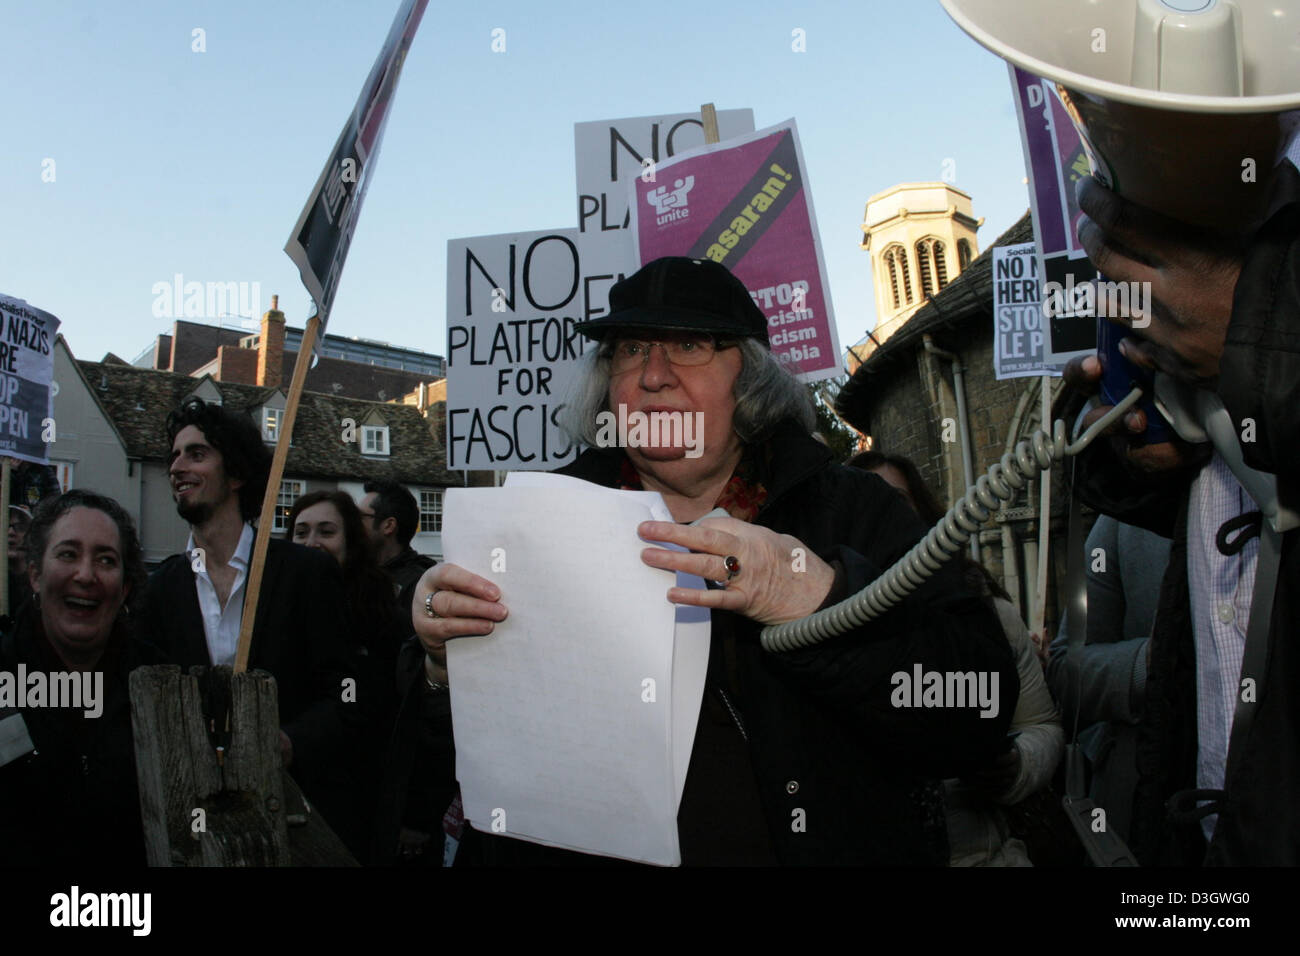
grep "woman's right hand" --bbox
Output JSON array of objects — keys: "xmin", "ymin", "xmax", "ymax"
[{"xmin": 411, "ymin": 563, "xmax": 509, "ymax": 668}]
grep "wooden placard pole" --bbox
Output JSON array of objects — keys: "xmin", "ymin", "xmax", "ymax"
[
  {"xmin": 0, "ymin": 457, "xmax": 10, "ymax": 618},
  {"xmin": 701, "ymin": 102, "xmax": 720, "ymax": 145},
  {"xmin": 233, "ymin": 313, "xmax": 321, "ymax": 673},
  {"xmin": 1031, "ymin": 374, "xmax": 1053, "ymax": 639}
]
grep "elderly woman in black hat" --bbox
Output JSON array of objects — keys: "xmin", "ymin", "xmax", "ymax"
[{"xmin": 413, "ymin": 256, "xmax": 1017, "ymax": 865}]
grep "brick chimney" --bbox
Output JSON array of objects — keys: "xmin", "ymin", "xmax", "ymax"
[{"xmin": 257, "ymin": 294, "xmax": 285, "ymax": 388}]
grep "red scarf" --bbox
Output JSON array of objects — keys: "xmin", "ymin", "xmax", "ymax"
[{"xmin": 618, "ymin": 456, "xmax": 768, "ymax": 523}]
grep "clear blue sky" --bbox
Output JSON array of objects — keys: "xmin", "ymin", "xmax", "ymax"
[{"xmin": 0, "ymin": 0, "xmax": 1029, "ymax": 367}]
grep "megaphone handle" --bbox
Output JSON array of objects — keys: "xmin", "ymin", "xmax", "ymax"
[{"xmin": 1095, "ymin": 292, "xmax": 1173, "ymax": 445}]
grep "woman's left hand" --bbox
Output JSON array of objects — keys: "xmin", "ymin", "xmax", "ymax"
[{"xmin": 638, "ymin": 518, "xmax": 835, "ymax": 626}]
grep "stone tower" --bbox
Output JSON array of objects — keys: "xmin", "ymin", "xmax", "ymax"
[{"xmin": 857, "ymin": 183, "xmax": 983, "ymax": 361}]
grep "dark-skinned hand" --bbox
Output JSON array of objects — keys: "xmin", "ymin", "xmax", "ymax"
[
  {"xmin": 1064, "ymin": 353, "xmax": 1197, "ymax": 474},
  {"xmin": 1075, "ymin": 175, "xmax": 1244, "ymax": 385}
]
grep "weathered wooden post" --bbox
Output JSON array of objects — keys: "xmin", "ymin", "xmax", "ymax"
[
  {"xmin": 131, "ymin": 665, "xmax": 289, "ymax": 865},
  {"xmin": 130, "ymin": 661, "xmax": 356, "ymax": 866}
]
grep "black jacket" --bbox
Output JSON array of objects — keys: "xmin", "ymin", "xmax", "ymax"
[
  {"xmin": 1075, "ymin": 195, "xmax": 1300, "ymax": 865},
  {"xmin": 383, "ymin": 547, "xmax": 436, "ymax": 630},
  {"xmin": 136, "ymin": 537, "xmax": 356, "ymax": 788},
  {"xmin": 371, "ymin": 636, "xmax": 462, "ymax": 867},
  {"xmin": 0, "ymin": 606, "xmax": 162, "ymax": 867},
  {"xmin": 544, "ymin": 420, "xmax": 1018, "ymax": 864}
]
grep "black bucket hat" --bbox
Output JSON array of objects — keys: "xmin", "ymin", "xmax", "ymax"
[{"xmin": 578, "ymin": 257, "xmax": 769, "ymax": 347}]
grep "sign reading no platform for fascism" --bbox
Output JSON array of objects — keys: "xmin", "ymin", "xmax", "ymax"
[
  {"xmin": 445, "ymin": 229, "xmax": 588, "ymax": 471},
  {"xmin": 0, "ymin": 294, "xmax": 59, "ymax": 465}
]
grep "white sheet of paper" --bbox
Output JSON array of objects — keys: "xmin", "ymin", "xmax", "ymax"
[
  {"xmin": 506, "ymin": 472, "xmax": 709, "ymax": 805},
  {"xmin": 444, "ymin": 476, "xmax": 708, "ymax": 865}
]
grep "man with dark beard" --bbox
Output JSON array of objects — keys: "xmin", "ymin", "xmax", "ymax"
[{"xmin": 138, "ymin": 398, "xmax": 358, "ymax": 836}]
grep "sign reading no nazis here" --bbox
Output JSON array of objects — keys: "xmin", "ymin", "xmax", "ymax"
[
  {"xmin": 445, "ymin": 229, "xmax": 595, "ymax": 470},
  {"xmin": 991, "ymin": 243, "xmax": 1058, "ymax": 379},
  {"xmin": 0, "ymin": 294, "xmax": 59, "ymax": 465}
]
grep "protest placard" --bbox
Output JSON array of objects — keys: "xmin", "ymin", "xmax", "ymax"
[
  {"xmin": 445, "ymin": 229, "xmax": 587, "ymax": 470},
  {"xmin": 629, "ymin": 120, "xmax": 841, "ymax": 382},
  {"xmin": 285, "ymin": 0, "xmax": 428, "ymax": 342},
  {"xmin": 992, "ymin": 243, "xmax": 1059, "ymax": 380},
  {"xmin": 0, "ymin": 294, "xmax": 59, "ymax": 465},
  {"xmin": 1010, "ymin": 65, "xmax": 1097, "ymax": 367},
  {"xmin": 574, "ymin": 110, "xmax": 754, "ymax": 324}
]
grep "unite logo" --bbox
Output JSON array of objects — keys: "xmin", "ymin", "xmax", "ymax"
[{"xmin": 646, "ymin": 176, "xmax": 695, "ymax": 226}]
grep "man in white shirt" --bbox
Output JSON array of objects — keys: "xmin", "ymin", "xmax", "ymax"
[
  {"xmin": 1065, "ymin": 167, "xmax": 1299, "ymax": 864},
  {"xmin": 139, "ymin": 399, "xmax": 356, "ymax": 810}
]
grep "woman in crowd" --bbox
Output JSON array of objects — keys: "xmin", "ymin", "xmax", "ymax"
[
  {"xmin": 411, "ymin": 256, "xmax": 1019, "ymax": 865},
  {"xmin": 847, "ymin": 450, "xmax": 1065, "ymax": 866},
  {"xmin": 288, "ymin": 489, "xmax": 408, "ymax": 669},
  {"xmin": 0, "ymin": 489, "xmax": 155, "ymax": 866},
  {"xmin": 287, "ymin": 490, "xmax": 407, "ymax": 861}
]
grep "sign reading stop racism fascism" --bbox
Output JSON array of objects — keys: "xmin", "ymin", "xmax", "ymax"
[
  {"xmin": 629, "ymin": 120, "xmax": 841, "ymax": 383},
  {"xmin": 445, "ymin": 229, "xmax": 589, "ymax": 471}
]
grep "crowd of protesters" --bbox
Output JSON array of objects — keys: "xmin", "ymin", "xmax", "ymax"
[{"xmin": 0, "ymin": 165, "xmax": 1296, "ymax": 866}]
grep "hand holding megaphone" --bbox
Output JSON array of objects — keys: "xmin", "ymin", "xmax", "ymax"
[
  {"xmin": 1063, "ymin": 352, "xmax": 1202, "ymax": 476},
  {"xmin": 1074, "ymin": 174, "xmax": 1245, "ymax": 386}
]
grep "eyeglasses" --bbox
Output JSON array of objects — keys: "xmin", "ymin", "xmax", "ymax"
[{"xmin": 607, "ymin": 335, "xmax": 732, "ymax": 375}]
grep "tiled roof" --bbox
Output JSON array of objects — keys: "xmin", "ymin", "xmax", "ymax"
[{"xmin": 74, "ymin": 360, "xmax": 465, "ymax": 486}]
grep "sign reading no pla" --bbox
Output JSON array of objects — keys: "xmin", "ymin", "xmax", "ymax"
[{"xmin": 574, "ymin": 109, "xmax": 755, "ymax": 324}]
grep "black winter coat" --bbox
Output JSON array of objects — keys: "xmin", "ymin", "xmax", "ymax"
[
  {"xmin": 1075, "ymin": 193, "xmax": 1300, "ymax": 865},
  {"xmin": 137, "ymin": 537, "xmax": 361, "ymax": 849},
  {"xmin": 0, "ymin": 606, "xmax": 162, "ymax": 867},
  {"xmin": 137, "ymin": 538, "xmax": 356, "ymax": 775},
  {"xmin": 548, "ymin": 420, "xmax": 1018, "ymax": 864}
]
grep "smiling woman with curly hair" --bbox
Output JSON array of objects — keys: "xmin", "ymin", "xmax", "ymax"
[{"xmin": 0, "ymin": 489, "xmax": 160, "ymax": 867}]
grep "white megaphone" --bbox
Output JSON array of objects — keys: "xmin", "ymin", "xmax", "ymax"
[
  {"xmin": 940, "ymin": 0, "xmax": 1300, "ymax": 236},
  {"xmin": 941, "ymin": 0, "xmax": 1299, "ymax": 533}
]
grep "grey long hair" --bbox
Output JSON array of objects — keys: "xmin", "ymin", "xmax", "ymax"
[{"xmin": 559, "ymin": 338, "xmax": 816, "ymax": 447}]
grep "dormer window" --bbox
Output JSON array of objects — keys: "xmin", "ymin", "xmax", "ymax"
[
  {"xmin": 262, "ymin": 407, "xmax": 281, "ymax": 443},
  {"xmin": 362, "ymin": 424, "xmax": 390, "ymax": 456}
]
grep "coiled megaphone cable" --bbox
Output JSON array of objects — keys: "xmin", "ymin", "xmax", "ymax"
[{"xmin": 759, "ymin": 385, "xmax": 1146, "ymax": 653}]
